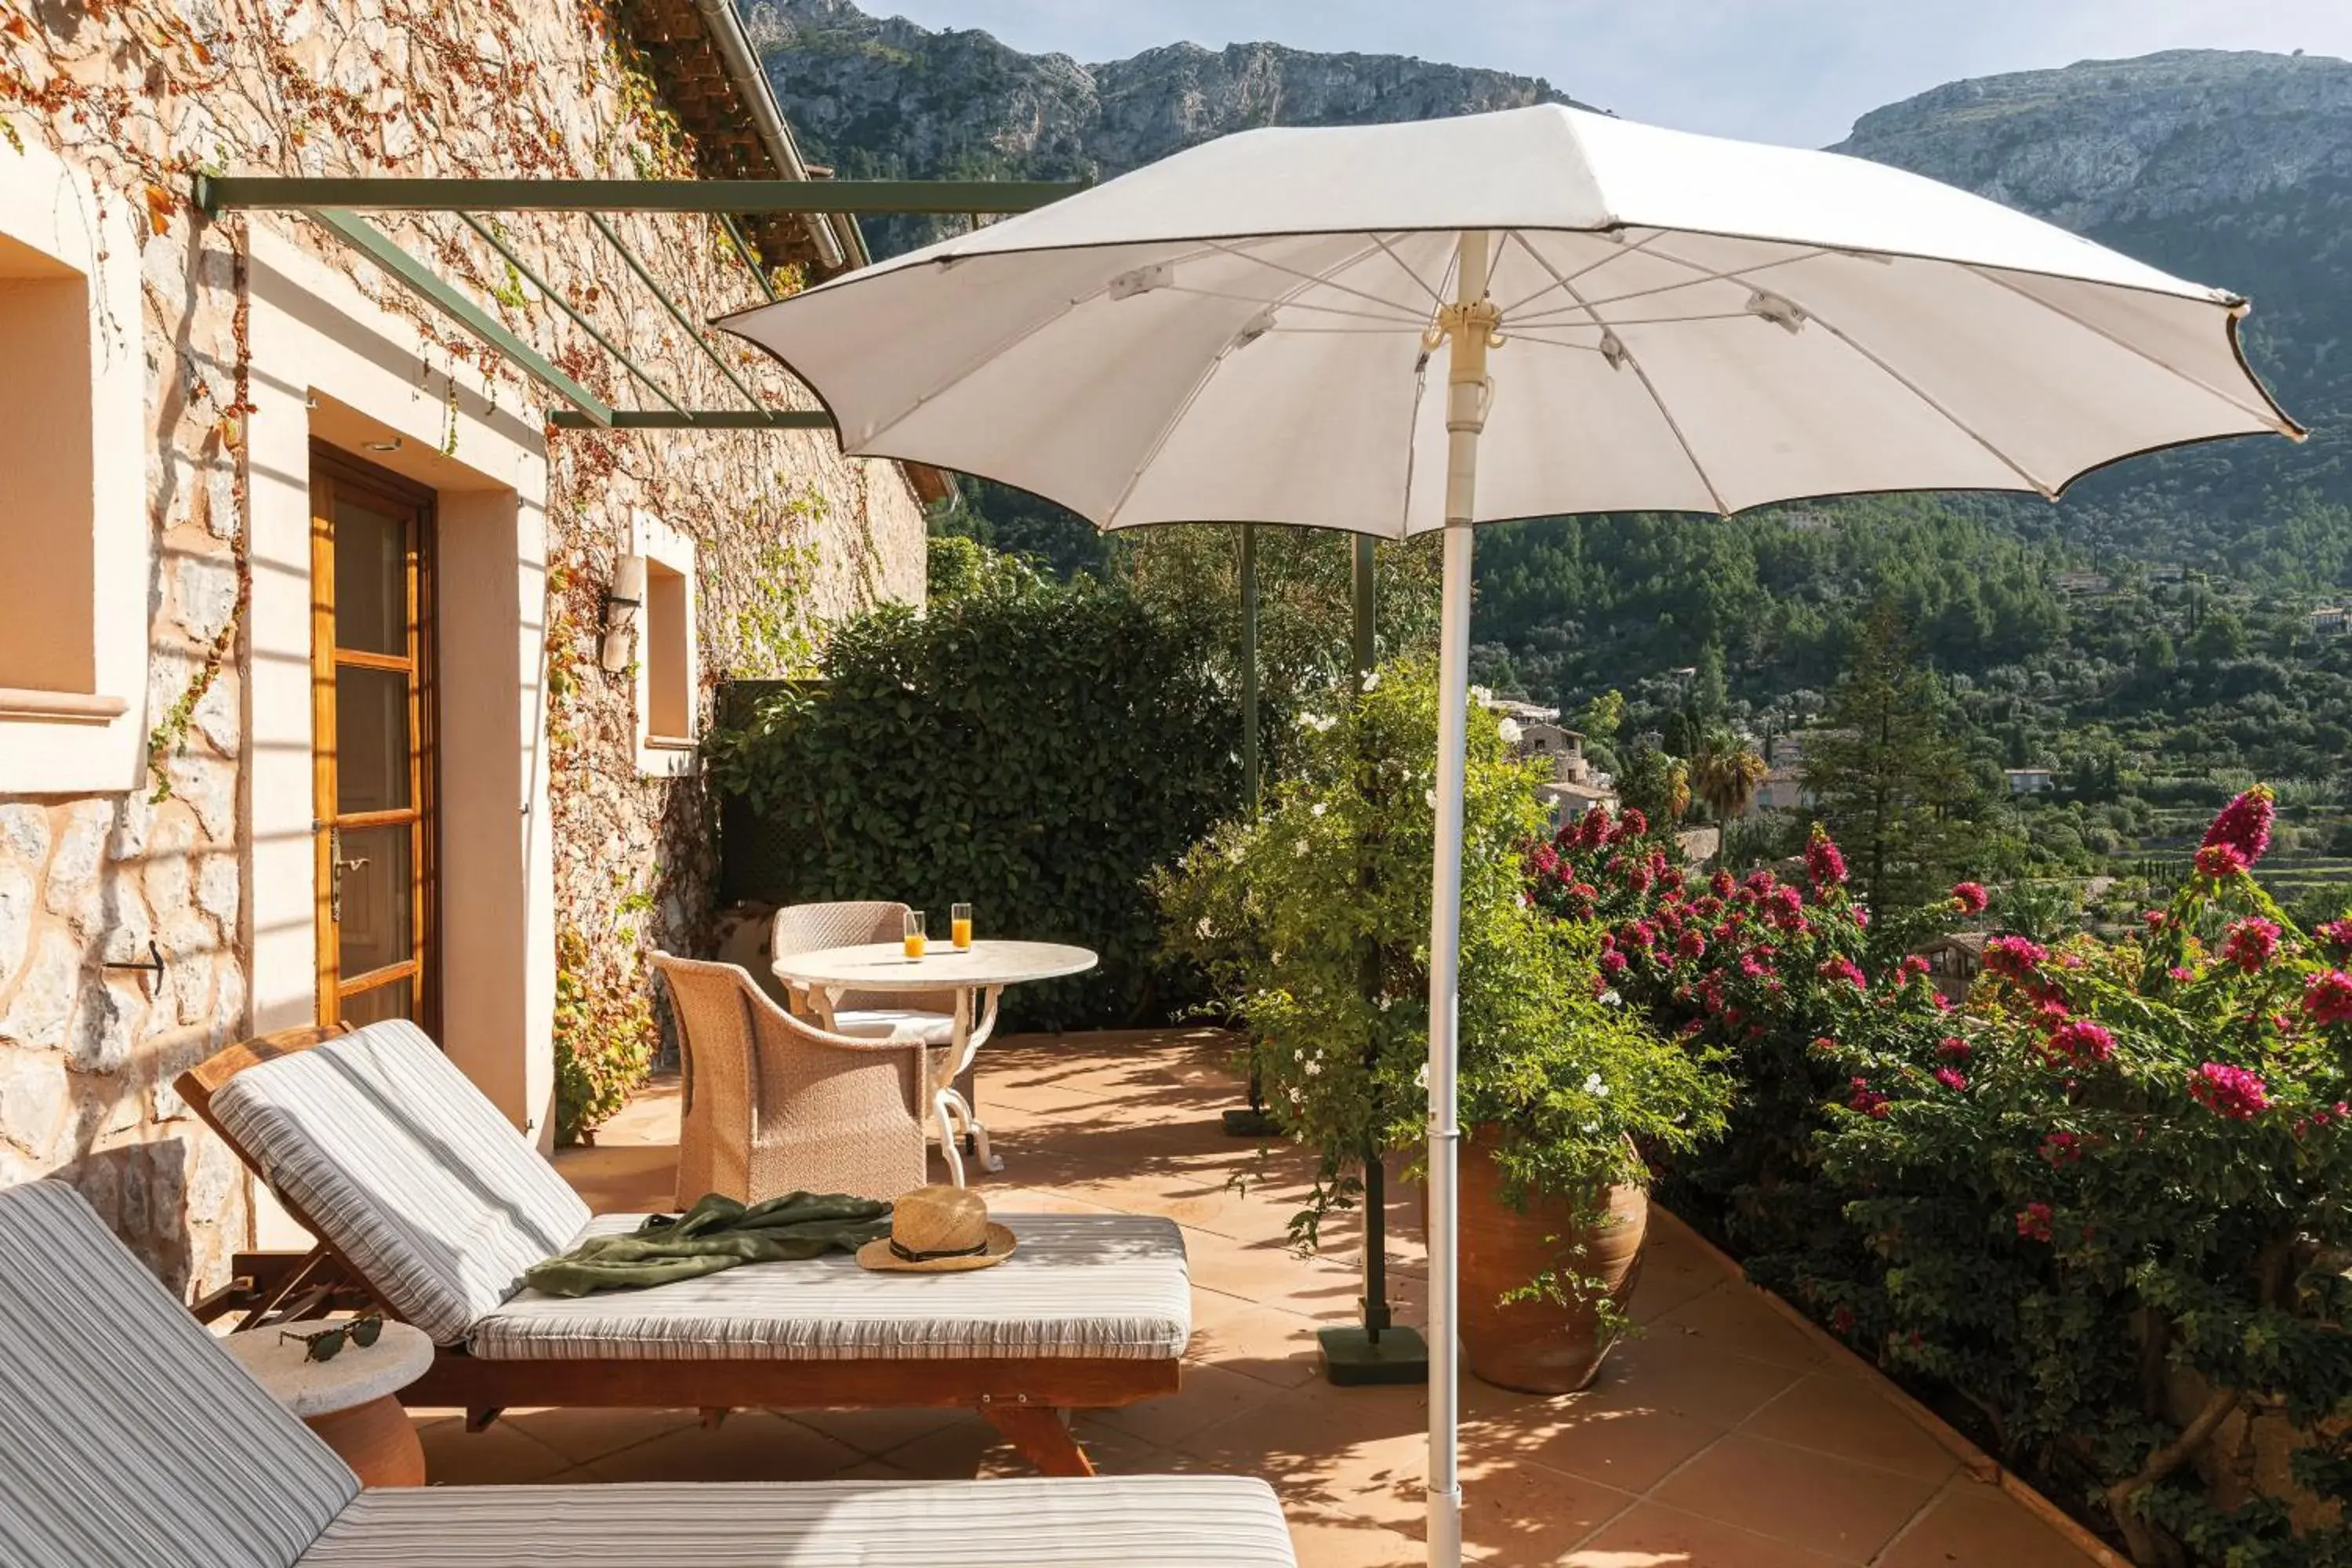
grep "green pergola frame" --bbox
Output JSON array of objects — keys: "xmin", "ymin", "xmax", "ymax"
[{"xmin": 192, "ymin": 175, "xmax": 1079, "ymax": 430}]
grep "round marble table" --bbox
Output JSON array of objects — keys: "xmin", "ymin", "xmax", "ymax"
[
  {"xmin": 773, "ymin": 939, "xmax": 1098, "ymax": 1185},
  {"xmin": 224, "ymin": 1319, "xmax": 433, "ymax": 1486}
]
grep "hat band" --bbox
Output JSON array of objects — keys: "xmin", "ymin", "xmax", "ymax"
[{"xmin": 890, "ymin": 1236, "xmax": 990, "ymax": 1263}]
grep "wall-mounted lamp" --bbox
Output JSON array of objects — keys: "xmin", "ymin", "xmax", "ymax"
[{"xmin": 601, "ymin": 554, "xmax": 646, "ymax": 672}]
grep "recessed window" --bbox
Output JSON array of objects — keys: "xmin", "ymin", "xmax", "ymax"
[
  {"xmin": 630, "ymin": 514, "xmax": 699, "ymax": 776},
  {"xmin": 0, "ymin": 141, "xmax": 147, "ymax": 791},
  {"xmin": 644, "ymin": 558, "xmax": 690, "ymax": 747}
]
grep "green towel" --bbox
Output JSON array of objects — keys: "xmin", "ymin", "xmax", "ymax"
[{"xmin": 522, "ymin": 1190, "xmax": 893, "ymax": 1298}]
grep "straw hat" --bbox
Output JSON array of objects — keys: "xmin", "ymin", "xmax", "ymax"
[{"xmin": 857, "ymin": 1185, "xmax": 1017, "ymax": 1272}]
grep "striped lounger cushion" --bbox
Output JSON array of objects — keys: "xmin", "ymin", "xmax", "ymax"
[
  {"xmin": 297, "ymin": 1478, "xmax": 1296, "ymax": 1566},
  {"xmin": 205, "ymin": 1018, "xmax": 591, "ymax": 1345},
  {"xmin": 0, "ymin": 1182, "xmax": 358, "ymax": 1568},
  {"xmin": 2, "ymin": 1179, "xmax": 1294, "ymax": 1566},
  {"xmin": 468, "ymin": 1211, "xmax": 1192, "ymax": 1361}
]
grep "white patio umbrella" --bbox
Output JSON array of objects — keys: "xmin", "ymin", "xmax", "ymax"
[{"xmin": 718, "ymin": 103, "xmax": 2296, "ymax": 1564}]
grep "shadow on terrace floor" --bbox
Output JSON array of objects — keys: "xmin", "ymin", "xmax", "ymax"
[{"xmin": 423, "ymin": 1029, "xmax": 2099, "ymax": 1567}]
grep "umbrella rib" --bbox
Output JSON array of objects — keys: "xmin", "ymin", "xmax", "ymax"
[
  {"xmin": 1160, "ymin": 285, "xmax": 1425, "ymax": 325},
  {"xmin": 1102, "ymin": 239, "xmax": 1408, "ymax": 528},
  {"xmin": 1494, "ymin": 229, "xmax": 1664, "ymax": 318},
  {"xmin": 1514, "ymin": 238, "xmax": 1735, "ymax": 517},
  {"xmin": 1368, "ymin": 232, "xmax": 1448, "ymax": 308},
  {"xmin": 1199, "ymin": 237, "xmax": 1428, "ymax": 323},
  {"xmin": 1510, "ymin": 246, "xmax": 1831, "ymax": 324},
  {"xmin": 1965, "ymin": 263, "xmax": 2297, "ymax": 433}
]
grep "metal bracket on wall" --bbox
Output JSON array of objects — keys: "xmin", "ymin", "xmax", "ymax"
[{"xmin": 100, "ymin": 939, "xmax": 167, "ymax": 990}]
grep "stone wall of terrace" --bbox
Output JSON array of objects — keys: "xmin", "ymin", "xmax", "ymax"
[{"xmin": 0, "ymin": 0, "xmax": 924, "ymax": 1294}]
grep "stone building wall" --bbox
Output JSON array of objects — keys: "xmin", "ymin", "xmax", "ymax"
[{"xmin": 0, "ymin": 0, "xmax": 924, "ymax": 1295}]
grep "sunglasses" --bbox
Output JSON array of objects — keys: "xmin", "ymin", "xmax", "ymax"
[{"xmin": 280, "ymin": 1312, "xmax": 384, "ymax": 1363}]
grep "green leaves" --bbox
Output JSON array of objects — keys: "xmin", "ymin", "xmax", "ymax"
[{"xmin": 707, "ymin": 572, "xmax": 1240, "ymax": 1029}]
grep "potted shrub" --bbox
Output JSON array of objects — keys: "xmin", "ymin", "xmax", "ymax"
[{"xmin": 1157, "ymin": 662, "xmax": 1728, "ymax": 1390}]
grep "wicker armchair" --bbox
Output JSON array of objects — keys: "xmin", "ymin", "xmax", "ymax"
[
  {"xmin": 653, "ymin": 953, "xmax": 928, "ymax": 1205},
  {"xmin": 771, "ymin": 901, "xmax": 959, "ymax": 1044}
]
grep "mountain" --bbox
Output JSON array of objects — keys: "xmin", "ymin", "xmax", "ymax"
[
  {"xmin": 1831, "ymin": 49, "xmax": 2352, "ymax": 571},
  {"xmin": 749, "ymin": 13, "xmax": 2350, "ymax": 568},
  {"xmin": 740, "ymin": 0, "xmax": 1574, "ymax": 256}
]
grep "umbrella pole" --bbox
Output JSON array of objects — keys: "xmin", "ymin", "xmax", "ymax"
[{"xmin": 1427, "ymin": 227, "xmax": 1497, "ymax": 1568}]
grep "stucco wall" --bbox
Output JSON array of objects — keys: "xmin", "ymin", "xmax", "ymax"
[{"xmin": 0, "ymin": 0, "xmax": 926, "ymax": 1295}]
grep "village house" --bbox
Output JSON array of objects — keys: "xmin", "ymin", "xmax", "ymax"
[
  {"xmin": 1914, "ymin": 931, "xmax": 1987, "ymax": 1004},
  {"xmin": 0, "ymin": 1, "xmax": 929, "ymax": 1293},
  {"xmin": 2310, "ymin": 605, "xmax": 2348, "ymax": 637},
  {"xmin": 2007, "ymin": 767, "xmax": 2057, "ymax": 794},
  {"xmin": 1490, "ymin": 700, "xmax": 1622, "ymax": 821}
]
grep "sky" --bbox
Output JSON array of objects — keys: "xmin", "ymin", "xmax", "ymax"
[{"xmin": 849, "ymin": 0, "xmax": 2352, "ymax": 147}]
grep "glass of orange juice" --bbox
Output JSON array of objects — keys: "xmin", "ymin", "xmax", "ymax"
[
  {"xmin": 952, "ymin": 903, "xmax": 974, "ymax": 950},
  {"xmin": 902, "ymin": 909, "xmax": 927, "ymax": 959}
]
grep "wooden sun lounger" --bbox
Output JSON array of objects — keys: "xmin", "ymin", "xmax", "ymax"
[{"xmin": 179, "ymin": 1022, "xmax": 1187, "ymax": 1477}]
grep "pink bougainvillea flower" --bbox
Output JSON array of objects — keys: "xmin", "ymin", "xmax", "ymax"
[
  {"xmin": 2221, "ymin": 916, "xmax": 2281, "ymax": 975},
  {"xmin": 1709, "ymin": 869, "xmax": 1737, "ymax": 899},
  {"xmin": 1610, "ymin": 807, "xmax": 1649, "ymax": 844},
  {"xmin": 1675, "ymin": 929, "xmax": 1706, "ymax": 961},
  {"xmin": 2202, "ymin": 784, "xmax": 2275, "ymax": 868},
  {"xmin": 1809, "ymin": 1035, "xmax": 1838, "ymax": 1054},
  {"xmin": 1599, "ymin": 949, "xmax": 1628, "ymax": 978},
  {"xmin": 1936, "ymin": 1035, "xmax": 1971, "ymax": 1059},
  {"xmin": 2194, "ymin": 843, "xmax": 2251, "ymax": 880},
  {"xmin": 2039, "ymin": 1131, "xmax": 2082, "ymax": 1166},
  {"xmin": 2167, "ymin": 966, "xmax": 2195, "ymax": 982},
  {"xmin": 1846, "ymin": 1076, "xmax": 1889, "ymax": 1118},
  {"xmin": 2048, "ymin": 1020, "xmax": 2116, "ymax": 1065},
  {"xmin": 1739, "ymin": 953, "xmax": 1769, "ymax": 978},
  {"xmin": 2188, "ymin": 1062, "xmax": 2270, "ymax": 1120},
  {"xmin": 2318, "ymin": 919, "xmax": 2352, "ymax": 956},
  {"xmin": 1830, "ymin": 1305, "xmax": 1857, "ymax": 1335},
  {"xmin": 2016, "ymin": 1203, "xmax": 2054, "ymax": 1243},
  {"xmin": 1818, "ymin": 955, "xmax": 1868, "ymax": 991},
  {"xmin": 2305, "ymin": 971, "xmax": 2352, "ymax": 1025},
  {"xmin": 1934, "ymin": 1066, "xmax": 1969, "ymax": 1092},
  {"xmin": 1853, "ymin": 906, "xmax": 1871, "ymax": 929},
  {"xmin": 1985, "ymin": 935, "xmax": 2049, "ymax": 981},
  {"xmin": 1804, "ymin": 826, "xmax": 1848, "ymax": 890},
  {"xmin": 1951, "ymin": 881, "xmax": 1989, "ymax": 915}
]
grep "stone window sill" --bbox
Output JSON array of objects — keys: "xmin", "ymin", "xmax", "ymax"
[
  {"xmin": 0, "ymin": 686, "xmax": 129, "ymax": 724},
  {"xmin": 642, "ymin": 732, "xmax": 695, "ymax": 752}
]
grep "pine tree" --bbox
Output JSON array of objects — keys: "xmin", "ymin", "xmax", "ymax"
[{"xmin": 1804, "ymin": 603, "xmax": 1984, "ymax": 927}]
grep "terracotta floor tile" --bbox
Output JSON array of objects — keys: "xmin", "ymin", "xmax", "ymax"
[
  {"xmin": 1563, "ymin": 1499, "xmax": 1860, "ymax": 1566},
  {"xmin": 1740, "ymin": 1371, "xmax": 1961, "ymax": 1483},
  {"xmin": 1876, "ymin": 1479, "xmax": 2102, "ymax": 1568},
  {"xmin": 868, "ymin": 1413, "xmax": 1008, "ymax": 1479},
  {"xmin": 1591, "ymin": 1333, "xmax": 1807, "ymax": 1426},
  {"xmin": 1181, "ymin": 1223, "xmax": 1366, "ymax": 1320},
  {"xmin": 578, "ymin": 1410, "xmax": 863, "ymax": 1483},
  {"xmin": 780, "ymin": 1404, "xmax": 969, "ymax": 1459},
  {"xmin": 1650, "ymin": 1432, "xmax": 1942, "ymax": 1560},
  {"xmin": 1280, "ymin": 1506, "xmax": 1426, "ymax": 1567},
  {"xmin": 1627, "ymin": 1225, "xmax": 1731, "ymax": 1326},
  {"xmin": 1465, "ymin": 1391, "xmax": 1730, "ymax": 1495},
  {"xmin": 419, "ymin": 1417, "xmax": 572, "ymax": 1485},
  {"xmin": 1189, "ymin": 1286, "xmax": 1330, "ymax": 1388},
  {"xmin": 1095, "ymin": 1359, "xmax": 1288, "ymax": 1447},
  {"xmin": 1649, "ymin": 1283, "xmax": 1831, "ymax": 1372},
  {"xmin": 1180, "ymin": 1381, "xmax": 1430, "ymax": 1528},
  {"xmin": 498, "ymin": 1405, "xmax": 699, "ymax": 1465},
  {"xmin": 1459, "ymin": 1461, "xmax": 1639, "ymax": 1560}
]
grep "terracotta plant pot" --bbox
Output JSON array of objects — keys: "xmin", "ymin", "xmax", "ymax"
[{"xmin": 1457, "ymin": 1127, "xmax": 1649, "ymax": 1393}]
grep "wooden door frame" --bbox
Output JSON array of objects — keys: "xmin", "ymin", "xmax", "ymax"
[{"xmin": 309, "ymin": 443, "xmax": 440, "ymax": 1038}]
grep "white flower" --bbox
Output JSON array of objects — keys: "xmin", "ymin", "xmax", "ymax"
[
  {"xmin": 1300, "ymin": 712, "xmax": 1336, "ymax": 733},
  {"xmin": 1362, "ymin": 670, "xmax": 1381, "ymax": 691},
  {"xmin": 1599, "ymin": 989, "xmax": 1622, "ymax": 1007},
  {"xmin": 1425, "ymin": 788, "xmax": 1438, "ymax": 808},
  {"xmin": 1303, "ymin": 1058, "xmax": 1322, "ymax": 1076},
  {"xmin": 1293, "ymin": 837, "xmax": 1308, "ymax": 858},
  {"xmin": 1584, "ymin": 1072, "xmax": 1605, "ymax": 1093},
  {"xmin": 1471, "ymin": 684, "xmax": 1494, "ymax": 705},
  {"xmin": 1310, "ymin": 801, "xmax": 1327, "ymax": 817},
  {"xmin": 1415, "ymin": 1062, "xmax": 1429, "ymax": 1089},
  {"xmin": 1497, "ymin": 718, "xmax": 1523, "ymax": 745},
  {"xmin": 1581, "ymin": 1121, "xmax": 1600, "ymax": 1134},
  {"xmin": 1376, "ymin": 994, "xmax": 1395, "ymax": 1012},
  {"xmin": 1196, "ymin": 917, "xmax": 1216, "ymax": 940}
]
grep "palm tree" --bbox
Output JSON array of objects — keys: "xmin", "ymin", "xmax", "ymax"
[{"xmin": 1692, "ymin": 727, "xmax": 1769, "ymax": 826}]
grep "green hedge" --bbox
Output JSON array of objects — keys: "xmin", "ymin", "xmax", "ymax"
[{"xmin": 705, "ymin": 576, "xmax": 1239, "ymax": 1029}]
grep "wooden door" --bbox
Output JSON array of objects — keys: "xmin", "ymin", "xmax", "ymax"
[{"xmin": 310, "ymin": 447, "xmax": 437, "ymax": 1032}]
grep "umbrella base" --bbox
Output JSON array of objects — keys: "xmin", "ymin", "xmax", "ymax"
[
  {"xmin": 1221, "ymin": 1108, "xmax": 1281, "ymax": 1137},
  {"xmin": 1318, "ymin": 1324, "xmax": 1429, "ymax": 1386}
]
